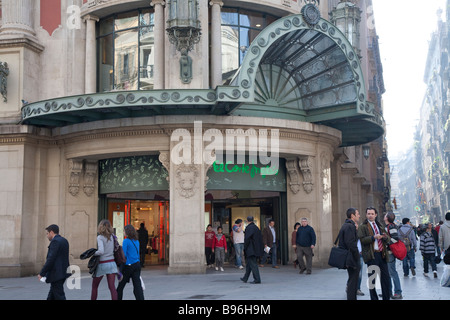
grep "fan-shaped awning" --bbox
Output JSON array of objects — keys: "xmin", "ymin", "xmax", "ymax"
[
  {"xmin": 229, "ymin": 13, "xmax": 384, "ymax": 146},
  {"xmin": 21, "ymin": 12, "xmax": 384, "ymax": 147}
]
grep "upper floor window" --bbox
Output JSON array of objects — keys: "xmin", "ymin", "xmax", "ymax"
[
  {"xmin": 221, "ymin": 8, "xmax": 278, "ymax": 84},
  {"xmin": 97, "ymin": 9, "xmax": 154, "ymax": 92}
]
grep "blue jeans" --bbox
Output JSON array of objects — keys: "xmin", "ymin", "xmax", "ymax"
[
  {"xmin": 234, "ymin": 243, "xmax": 244, "ymax": 267},
  {"xmin": 402, "ymin": 249, "xmax": 416, "ymax": 276},
  {"xmin": 358, "ymin": 255, "xmax": 364, "ymax": 290},
  {"xmin": 387, "ymin": 253, "xmax": 402, "ymax": 295}
]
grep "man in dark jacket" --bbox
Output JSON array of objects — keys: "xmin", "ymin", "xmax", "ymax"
[
  {"xmin": 241, "ymin": 216, "xmax": 264, "ymax": 284},
  {"xmin": 261, "ymin": 219, "xmax": 279, "ymax": 268},
  {"xmin": 137, "ymin": 223, "xmax": 149, "ymax": 267},
  {"xmin": 338, "ymin": 208, "xmax": 361, "ymax": 300},
  {"xmin": 38, "ymin": 224, "xmax": 70, "ymax": 300},
  {"xmin": 296, "ymin": 217, "xmax": 316, "ymax": 274}
]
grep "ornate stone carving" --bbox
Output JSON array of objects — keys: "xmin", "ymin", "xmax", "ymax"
[
  {"xmin": 83, "ymin": 161, "xmax": 97, "ymax": 197},
  {"xmin": 285, "ymin": 158, "xmax": 301, "ymax": 194},
  {"xmin": 299, "ymin": 156, "xmax": 314, "ymax": 194},
  {"xmin": 301, "ymin": 2, "xmax": 321, "ymax": 27},
  {"xmin": 204, "ymin": 150, "xmax": 216, "ymax": 190},
  {"xmin": 320, "ymin": 153, "xmax": 331, "ymax": 200},
  {"xmin": 159, "ymin": 151, "xmax": 171, "ymax": 186},
  {"xmin": 0, "ymin": 61, "xmax": 9, "ymax": 103},
  {"xmin": 175, "ymin": 163, "xmax": 199, "ymax": 198},
  {"xmin": 87, "ymin": 0, "xmax": 110, "ymax": 8},
  {"xmin": 68, "ymin": 160, "xmax": 83, "ymax": 196}
]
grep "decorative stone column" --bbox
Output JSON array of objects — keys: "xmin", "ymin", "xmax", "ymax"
[
  {"xmin": 209, "ymin": 0, "xmax": 223, "ymax": 88},
  {"xmin": 83, "ymin": 15, "xmax": 99, "ymax": 94},
  {"xmin": 151, "ymin": 0, "xmax": 166, "ymax": 89},
  {"xmin": 0, "ymin": 0, "xmax": 36, "ymax": 39},
  {"xmin": 168, "ymin": 127, "xmax": 206, "ymax": 274},
  {"xmin": 0, "ymin": 0, "xmax": 43, "ymax": 122}
]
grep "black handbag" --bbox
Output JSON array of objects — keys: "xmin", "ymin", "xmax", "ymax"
[{"xmin": 328, "ymin": 232, "xmax": 349, "ymax": 269}]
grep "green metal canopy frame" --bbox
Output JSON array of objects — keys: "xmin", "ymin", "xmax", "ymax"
[{"xmin": 21, "ymin": 12, "xmax": 384, "ymax": 147}]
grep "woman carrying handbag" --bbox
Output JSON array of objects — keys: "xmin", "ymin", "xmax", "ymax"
[
  {"xmin": 91, "ymin": 220, "xmax": 118, "ymax": 300},
  {"xmin": 116, "ymin": 224, "xmax": 145, "ymax": 300}
]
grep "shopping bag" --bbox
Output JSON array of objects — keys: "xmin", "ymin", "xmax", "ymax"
[{"xmin": 390, "ymin": 240, "xmax": 407, "ymax": 260}]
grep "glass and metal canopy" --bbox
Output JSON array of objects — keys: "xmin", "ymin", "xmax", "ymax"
[{"xmin": 21, "ymin": 12, "xmax": 384, "ymax": 147}]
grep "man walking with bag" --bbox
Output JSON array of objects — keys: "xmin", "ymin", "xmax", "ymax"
[{"xmin": 337, "ymin": 208, "xmax": 361, "ymax": 300}]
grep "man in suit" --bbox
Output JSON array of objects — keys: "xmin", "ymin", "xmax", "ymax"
[
  {"xmin": 38, "ymin": 224, "xmax": 70, "ymax": 300},
  {"xmin": 241, "ymin": 216, "xmax": 264, "ymax": 284},
  {"xmin": 260, "ymin": 219, "xmax": 279, "ymax": 268},
  {"xmin": 358, "ymin": 207, "xmax": 391, "ymax": 300}
]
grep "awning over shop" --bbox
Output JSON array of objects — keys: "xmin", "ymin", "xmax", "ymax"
[{"xmin": 21, "ymin": 11, "xmax": 384, "ymax": 147}]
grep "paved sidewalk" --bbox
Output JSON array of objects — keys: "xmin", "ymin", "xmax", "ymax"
[{"xmin": 0, "ymin": 260, "xmax": 449, "ymax": 300}]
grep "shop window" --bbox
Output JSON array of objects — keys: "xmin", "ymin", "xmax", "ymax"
[
  {"xmin": 97, "ymin": 9, "xmax": 155, "ymax": 92},
  {"xmin": 220, "ymin": 7, "xmax": 279, "ymax": 84}
]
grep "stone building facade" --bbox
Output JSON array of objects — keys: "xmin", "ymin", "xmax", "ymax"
[
  {"xmin": 0, "ymin": 0, "xmax": 387, "ymax": 277},
  {"xmin": 414, "ymin": 3, "xmax": 450, "ymax": 224}
]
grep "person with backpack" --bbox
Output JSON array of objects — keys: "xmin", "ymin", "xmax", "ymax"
[
  {"xmin": 384, "ymin": 212, "xmax": 402, "ymax": 299},
  {"xmin": 399, "ymin": 218, "xmax": 417, "ymax": 277}
]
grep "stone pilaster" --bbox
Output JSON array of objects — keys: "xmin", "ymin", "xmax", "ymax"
[
  {"xmin": 151, "ymin": 0, "xmax": 166, "ymax": 89},
  {"xmin": 209, "ymin": 0, "xmax": 223, "ymax": 88}
]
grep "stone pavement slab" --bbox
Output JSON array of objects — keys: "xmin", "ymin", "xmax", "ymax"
[{"xmin": 0, "ymin": 260, "xmax": 449, "ymax": 301}]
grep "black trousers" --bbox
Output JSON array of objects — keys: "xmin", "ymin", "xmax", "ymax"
[
  {"xmin": 117, "ymin": 262, "xmax": 145, "ymax": 300},
  {"xmin": 205, "ymin": 247, "xmax": 214, "ymax": 265},
  {"xmin": 367, "ymin": 252, "xmax": 391, "ymax": 300},
  {"xmin": 242, "ymin": 256, "xmax": 261, "ymax": 283},
  {"xmin": 47, "ymin": 279, "xmax": 66, "ymax": 300},
  {"xmin": 346, "ymin": 265, "xmax": 360, "ymax": 300},
  {"xmin": 140, "ymin": 246, "xmax": 146, "ymax": 266}
]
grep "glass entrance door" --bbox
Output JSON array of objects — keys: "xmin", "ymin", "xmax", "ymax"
[
  {"xmin": 108, "ymin": 198, "xmax": 169, "ymax": 265},
  {"xmin": 129, "ymin": 200, "xmax": 169, "ymax": 265}
]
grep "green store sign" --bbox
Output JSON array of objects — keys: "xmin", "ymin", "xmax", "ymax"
[{"xmin": 207, "ymin": 159, "xmax": 286, "ymax": 192}]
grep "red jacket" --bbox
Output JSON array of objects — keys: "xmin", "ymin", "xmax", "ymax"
[
  {"xmin": 205, "ymin": 231, "xmax": 215, "ymax": 248},
  {"xmin": 213, "ymin": 234, "xmax": 227, "ymax": 250}
]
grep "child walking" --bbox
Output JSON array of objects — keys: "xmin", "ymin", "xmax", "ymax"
[{"xmin": 212, "ymin": 226, "xmax": 227, "ymax": 271}]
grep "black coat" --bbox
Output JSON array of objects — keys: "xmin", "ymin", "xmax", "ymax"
[
  {"xmin": 39, "ymin": 235, "xmax": 70, "ymax": 283},
  {"xmin": 244, "ymin": 222, "xmax": 264, "ymax": 258},
  {"xmin": 337, "ymin": 219, "xmax": 360, "ymax": 269}
]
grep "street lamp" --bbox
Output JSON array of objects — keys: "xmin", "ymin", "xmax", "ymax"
[
  {"xmin": 329, "ymin": 0, "xmax": 361, "ymax": 56},
  {"xmin": 166, "ymin": 0, "xmax": 202, "ymax": 84},
  {"xmin": 362, "ymin": 145, "xmax": 370, "ymax": 160}
]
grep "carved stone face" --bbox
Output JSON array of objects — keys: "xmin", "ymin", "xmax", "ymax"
[
  {"xmin": 176, "ymin": 164, "xmax": 198, "ymax": 198},
  {"xmin": 179, "ymin": 171, "xmax": 195, "ymax": 191}
]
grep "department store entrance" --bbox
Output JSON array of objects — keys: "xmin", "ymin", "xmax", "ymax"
[
  {"xmin": 98, "ymin": 155, "xmax": 170, "ymax": 265},
  {"xmin": 105, "ymin": 194, "xmax": 170, "ymax": 266}
]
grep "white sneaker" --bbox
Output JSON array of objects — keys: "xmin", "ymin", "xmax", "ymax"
[
  {"xmin": 220, "ymin": 267, "xmax": 224, "ymax": 272},
  {"xmin": 423, "ymin": 273, "xmax": 429, "ymax": 277},
  {"xmin": 239, "ymin": 265, "xmax": 244, "ymax": 270},
  {"xmin": 215, "ymin": 267, "xmax": 218, "ymax": 271}
]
